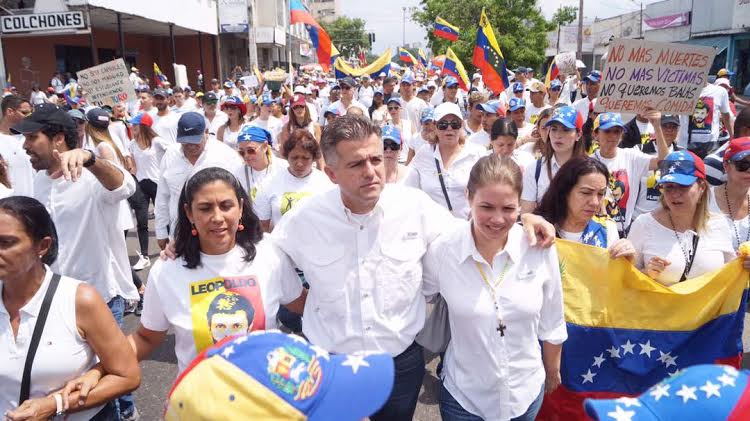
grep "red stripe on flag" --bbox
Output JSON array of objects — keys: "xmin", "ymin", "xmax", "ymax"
[{"xmin": 434, "ymin": 28, "xmax": 459, "ymax": 42}]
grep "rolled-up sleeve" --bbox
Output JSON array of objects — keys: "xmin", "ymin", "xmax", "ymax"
[
  {"xmin": 97, "ymin": 163, "xmax": 136, "ymax": 205},
  {"xmin": 538, "ymin": 245, "xmax": 567, "ymax": 344}
]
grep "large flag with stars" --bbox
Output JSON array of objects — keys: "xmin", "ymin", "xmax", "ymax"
[
  {"xmin": 442, "ymin": 47, "xmax": 470, "ymax": 91},
  {"xmin": 537, "ymin": 240, "xmax": 748, "ymax": 420},
  {"xmin": 472, "ymin": 8, "xmax": 509, "ymax": 95}
]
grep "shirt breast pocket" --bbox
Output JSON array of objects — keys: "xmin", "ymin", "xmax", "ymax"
[
  {"xmin": 376, "ymin": 242, "xmax": 424, "ymax": 316},
  {"xmin": 304, "ymin": 245, "xmax": 347, "ymax": 318}
]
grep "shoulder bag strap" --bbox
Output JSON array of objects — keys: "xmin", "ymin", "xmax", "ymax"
[
  {"xmin": 434, "ymin": 158, "xmax": 453, "ymax": 211},
  {"xmin": 534, "ymin": 158, "xmax": 542, "ymax": 184},
  {"xmin": 19, "ymin": 273, "xmax": 62, "ymax": 404},
  {"xmin": 679, "ymin": 234, "xmax": 700, "ymax": 283}
]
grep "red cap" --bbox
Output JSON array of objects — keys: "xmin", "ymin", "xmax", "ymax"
[
  {"xmin": 724, "ymin": 137, "xmax": 750, "ymax": 163},
  {"xmin": 291, "ymin": 94, "xmax": 306, "ymax": 108}
]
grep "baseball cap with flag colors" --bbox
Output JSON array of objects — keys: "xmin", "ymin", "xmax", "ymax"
[
  {"xmin": 165, "ymin": 330, "xmax": 394, "ymax": 421},
  {"xmin": 584, "ymin": 364, "xmax": 750, "ymax": 420},
  {"xmin": 657, "ymin": 150, "xmax": 706, "ymax": 186},
  {"xmin": 544, "ymin": 105, "xmax": 583, "ymax": 130},
  {"xmin": 723, "ymin": 137, "xmax": 750, "ymax": 163}
]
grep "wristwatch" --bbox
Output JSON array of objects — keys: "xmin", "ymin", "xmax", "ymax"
[
  {"xmin": 82, "ymin": 150, "xmax": 96, "ymax": 168},
  {"xmin": 52, "ymin": 393, "xmax": 66, "ymax": 420}
]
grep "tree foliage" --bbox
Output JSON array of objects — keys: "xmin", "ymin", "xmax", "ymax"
[
  {"xmin": 321, "ymin": 16, "xmax": 371, "ymax": 59},
  {"xmin": 550, "ymin": 5, "xmax": 578, "ymax": 28},
  {"xmin": 412, "ymin": 0, "xmax": 550, "ymax": 71}
]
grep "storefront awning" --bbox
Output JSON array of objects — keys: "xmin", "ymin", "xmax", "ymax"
[{"xmin": 682, "ymin": 36, "xmax": 730, "ymax": 54}]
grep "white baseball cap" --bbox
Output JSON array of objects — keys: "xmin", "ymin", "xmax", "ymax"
[{"xmin": 433, "ymin": 102, "xmax": 463, "ymax": 122}]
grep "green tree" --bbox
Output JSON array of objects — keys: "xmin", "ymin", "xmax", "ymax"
[
  {"xmin": 550, "ymin": 5, "xmax": 578, "ymax": 28},
  {"xmin": 321, "ymin": 16, "xmax": 371, "ymax": 59},
  {"xmin": 412, "ymin": 0, "xmax": 550, "ymax": 71}
]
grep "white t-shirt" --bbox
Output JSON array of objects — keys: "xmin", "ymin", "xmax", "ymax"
[
  {"xmin": 678, "ymin": 84, "xmax": 731, "ymax": 146},
  {"xmin": 525, "ymin": 102, "xmax": 550, "ymax": 125},
  {"xmin": 248, "ymin": 116, "xmax": 284, "ymax": 149},
  {"xmin": 635, "ymin": 120, "xmax": 655, "ymax": 145},
  {"xmin": 0, "ymin": 133, "xmax": 34, "ymax": 197},
  {"xmin": 508, "ymin": 149, "xmax": 535, "ymax": 173},
  {"xmin": 358, "ymin": 85, "xmax": 374, "ymax": 108},
  {"xmin": 141, "ymin": 242, "xmax": 303, "ymax": 373},
  {"xmin": 331, "ymin": 99, "xmax": 369, "ymax": 117},
  {"xmin": 253, "ymin": 168, "xmax": 333, "ymax": 227},
  {"xmin": 573, "ymin": 96, "xmax": 595, "ymax": 122},
  {"xmin": 521, "ymin": 156, "xmax": 563, "ymax": 205},
  {"xmin": 516, "ymin": 123, "xmax": 535, "ymax": 143},
  {"xmin": 201, "ymin": 110, "xmax": 229, "ymax": 137},
  {"xmin": 408, "ymin": 133, "xmax": 429, "ymax": 154},
  {"xmin": 404, "ymin": 96, "xmax": 429, "ymax": 132},
  {"xmin": 678, "ymin": 84, "xmax": 731, "ymax": 147},
  {"xmin": 128, "ymin": 137, "xmax": 170, "ymax": 182},
  {"xmin": 151, "ymin": 112, "xmax": 180, "ymax": 144},
  {"xmin": 235, "ymin": 158, "xmax": 289, "ymax": 201},
  {"xmin": 391, "ymin": 119, "xmax": 414, "ymax": 163},
  {"xmin": 592, "ymin": 148, "xmax": 653, "ymax": 233},
  {"xmin": 29, "ymin": 90, "xmax": 47, "ymax": 105},
  {"xmin": 93, "ymin": 142, "xmax": 134, "ymax": 232},
  {"xmin": 467, "ymin": 130, "xmax": 490, "ymax": 148},
  {"xmin": 33, "ymin": 168, "xmax": 139, "ymax": 302},
  {"xmin": 633, "ymin": 145, "xmax": 677, "ymax": 221},
  {"xmin": 628, "ymin": 212, "xmax": 735, "ymax": 286},
  {"xmin": 108, "ymin": 121, "xmax": 131, "ymax": 157},
  {"xmin": 708, "ymin": 188, "xmax": 750, "ymax": 252},
  {"xmin": 404, "ymin": 143, "xmax": 487, "ymax": 219}
]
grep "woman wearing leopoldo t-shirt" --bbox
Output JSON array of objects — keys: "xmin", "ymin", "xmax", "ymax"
[
  {"xmin": 253, "ymin": 129, "xmax": 332, "ymax": 232},
  {"xmin": 133, "ymin": 167, "xmax": 304, "ymax": 373}
]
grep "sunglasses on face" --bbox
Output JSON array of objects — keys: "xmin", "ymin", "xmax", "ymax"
[
  {"xmin": 341, "ymin": 86, "xmax": 352, "ymax": 90},
  {"xmin": 387, "ymin": 106, "xmax": 400, "ymax": 111},
  {"xmin": 383, "ymin": 140, "xmax": 400, "ymax": 150},
  {"xmin": 437, "ymin": 120, "xmax": 462, "ymax": 130},
  {"xmin": 292, "ymin": 105, "xmax": 306, "ymax": 110},
  {"xmin": 205, "ymin": 100, "xmax": 218, "ymax": 106},
  {"xmin": 17, "ymin": 109, "xmax": 32, "ymax": 116},
  {"xmin": 733, "ymin": 160, "xmax": 750, "ymax": 172},
  {"xmin": 238, "ymin": 147, "xmax": 260, "ymax": 156}
]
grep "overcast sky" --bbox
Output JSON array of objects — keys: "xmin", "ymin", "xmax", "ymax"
[{"xmin": 341, "ymin": 0, "xmax": 660, "ymax": 54}]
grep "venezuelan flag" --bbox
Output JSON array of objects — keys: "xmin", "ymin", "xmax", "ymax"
[
  {"xmin": 418, "ymin": 48, "xmax": 428, "ymax": 67},
  {"xmin": 433, "ymin": 16, "xmax": 459, "ymax": 42},
  {"xmin": 399, "ymin": 47, "xmax": 417, "ymax": 65},
  {"xmin": 537, "ymin": 240, "xmax": 749, "ymax": 421},
  {"xmin": 334, "ymin": 49, "xmax": 392, "ymax": 80},
  {"xmin": 545, "ymin": 58, "xmax": 559, "ymax": 88},
  {"xmin": 442, "ymin": 47, "xmax": 469, "ymax": 91},
  {"xmin": 153, "ymin": 63, "xmax": 168, "ymax": 87},
  {"xmin": 290, "ymin": 0, "xmax": 333, "ymax": 72},
  {"xmin": 472, "ymin": 9, "xmax": 509, "ymax": 95}
]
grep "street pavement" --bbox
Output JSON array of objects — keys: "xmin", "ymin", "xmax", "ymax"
[{"xmin": 123, "ymin": 219, "xmax": 750, "ymax": 421}]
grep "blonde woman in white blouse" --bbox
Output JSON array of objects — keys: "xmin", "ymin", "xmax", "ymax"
[{"xmin": 423, "ymin": 154, "xmax": 566, "ymax": 421}]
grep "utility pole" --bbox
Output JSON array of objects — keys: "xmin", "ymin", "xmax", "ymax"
[
  {"xmin": 248, "ymin": 0, "xmax": 258, "ymax": 68},
  {"xmin": 576, "ymin": 0, "xmax": 584, "ymax": 60},
  {"xmin": 639, "ymin": 2, "xmax": 644, "ymax": 39},
  {"xmin": 402, "ymin": 7, "xmax": 406, "ymax": 47}
]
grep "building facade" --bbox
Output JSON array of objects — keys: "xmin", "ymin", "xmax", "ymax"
[{"xmin": 310, "ymin": 0, "xmax": 339, "ymax": 24}]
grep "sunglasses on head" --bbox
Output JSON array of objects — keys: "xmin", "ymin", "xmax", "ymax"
[
  {"xmin": 437, "ymin": 120, "xmax": 462, "ymax": 130},
  {"xmin": 733, "ymin": 160, "xmax": 750, "ymax": 172},
  {"xmin": 383, "ymin": 140, "xmax": 400, "ymax": 150}
]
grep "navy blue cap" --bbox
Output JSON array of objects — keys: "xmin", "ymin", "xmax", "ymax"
[{"xmin": 176, "ymin": 112, "xmax": 206, "ymax": 144}]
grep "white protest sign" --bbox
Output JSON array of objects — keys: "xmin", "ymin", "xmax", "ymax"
[
  {"xmin": 76, "ymin": 58, "xmax": 136, "ymax": 106},
  {"xmin": 173, "ymin": 63, "xmax": 188, "ymax": 88},
  {"xmin": 595, "ymin": 39, "xmax": 716, "ymax": 115},
  {"xmin": 555, "ymin": 52, "xmax": 577, "ymax": 75}
]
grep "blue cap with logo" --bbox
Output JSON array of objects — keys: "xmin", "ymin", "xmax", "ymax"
[
  {"xmin": 544, "ymin": 105, "xmax": 583, "ymax": 130},
  {"xmin": 237, "ymin": 125, "xmax": 272, "ymax": 145},
  {"xmin": 176, "ymin": 112, "xmax": 206, "ymax": 144},
  {"xmin": 420, "ymin": 107, "xmax": 435, "ymax": 123},
  {"xmin": 512, "ymin": 82, "xmax": 525, "ymax": 93},
  {"xmin": 401, "ymin": 73, "xmax": 416, "ymax": 85},
  {"xmin": 443, "ymin": 76, "xmax": 459, "ymax": 88},
  {"xmin": 584, "ymin": 364, "xmax": 750, "ymax": 421},
  {"xmin": 323, "ymin": 104, "xmax": 340, "ymax": 118},
  {"xmin": 386, "ymin": 96, "xmax": 402, "ymax": 107},
  {"xmin": 508, "ymin": 97, "xmax": 526, "ymax": 112},
  {"xmin": 550, "ymin": 79, "xmax": 563, "ymax": 91},
  {"xmin": 594, "ymin": 112, "xmax": 625, "ymax": 131},
  {"xmin": 584, "ymin": 70, "xmax": 602, "ymax": 83},
  {"xmin": 381, "ymin": 125, "xmax": 402, "ymax": 145},
  {"xmin": 657, "ymin": 150, "xmax": 706, "ymax": 186},
  {"xmin": 259, "ymin": 94, "xmax": 275, "ymax": 106},
  {"xmin": 164, "ymin": 330, "xmax": 395, "ymax": 421},
  {"xmin": 479, "ymin": 100, "xmax": 506, "ymax": 116}
]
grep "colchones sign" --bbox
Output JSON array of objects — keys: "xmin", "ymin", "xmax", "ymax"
[{"xmin": 1, "ymin": 11, "xmax": 86, "ymax": 34}]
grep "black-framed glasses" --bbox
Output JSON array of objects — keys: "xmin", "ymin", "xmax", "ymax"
[
  {"xmin": 383, "ymin": 140, "xmax": 400, "ymax": 150},
  {"xmin": 437, "ymin": 120, "xmax": 462, "ymax": 130},
  {"xmin": 733, "ymin": 160, "xmax": 750, "ymax": 172}
]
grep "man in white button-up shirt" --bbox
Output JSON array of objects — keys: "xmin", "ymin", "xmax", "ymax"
[
  {"xmin": 155, "ymin": 112, "xmax": 243, "ymax": 250},
  {"xmin": 273, "ymin": 115, "xmax": 555, "ymax": 421}
]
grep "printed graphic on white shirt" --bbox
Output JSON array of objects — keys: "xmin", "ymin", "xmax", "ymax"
[
  {"xmin": 645, "ymin": 169, "xmax": 660, "ymax": 202},
  {"xmin": 281, "ymin": 191, "xmax": 312, "ymax": 215},
  {"xmin": 688, "ymin": 96, "xmax": 714, "ymax": 139},
  {"xmin": 604, "ymin": 169, "xmax": 630, "ymax": 226},
  {"xmin": 189, "ymin": 276, "xmax": 266, "ymax": 352}
]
